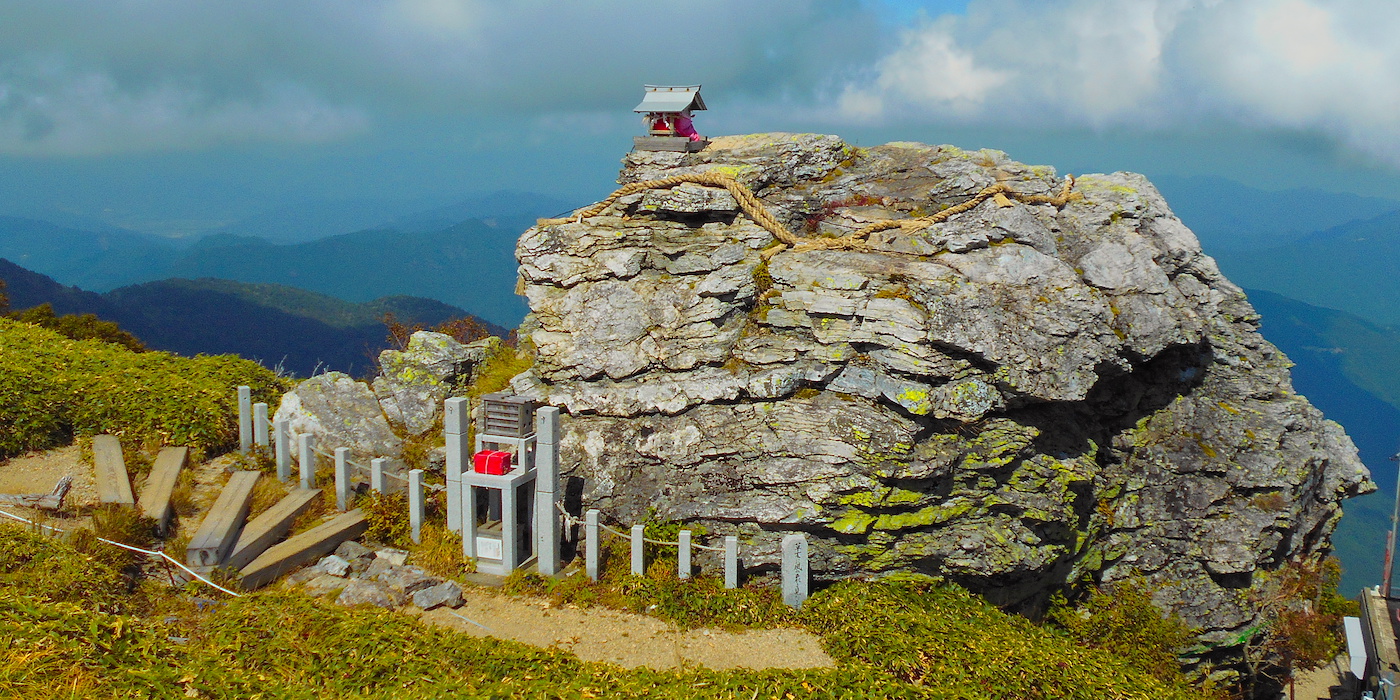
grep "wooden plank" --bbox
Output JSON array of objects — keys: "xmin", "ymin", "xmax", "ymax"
[
  {"xmin": 137, "ymin": 447, "xmax": 187, "ymax": 535},
  {"xmin": 186, "ymin": 471, "xmax": 260, "ymax": 568},
  {"xmin": 0, "ymin": 476, "xmax": 72, "ymax": 510},
  {"xmin": 224, "ymin": 488, "xmax": 322, "ymax": 571},
  {"xmin": 239, "ymin": 509, "xmax": 368, "ymax": 590},
  {"xmin": 92, "ymin": 435, "xmax": 135, "ymax": 506},
  {"xmin": 1363, "ymin": 587, "xmax": 1400, "ymax": 674}
]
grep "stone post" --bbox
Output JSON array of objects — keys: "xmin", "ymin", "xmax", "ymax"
[
  {"xmin": 678, "ymin": 529, "xmax": 691, "ymax": 580},
  {"xmin": 253, "ymin": 402, "xmax": 269, "ymax": 447},
  {"xmin": 631, "ymin": 524, "xmax": 644, "ymax": 576},
  {"xmin": 535, "ymin": 407, "xmax": 561, "ymax": 576},
  {"xmin": 462, "ymin": 479, "xmax": 477, "ymax": 560},
  {"xmin": 334, "ymin": 447, "xmax": 350, "ymax": 511},
  {"xmin": 724, "ymin": 536, "xmax": 739, "ymax": 589},
  {"xmin": 585, "ymin": 509, "xmax": 600, "ymax": 581},
  {"xmin": 444, "ymin": 397, "xmax": 469, "ymax": 534},
  {"xmin": 408, "ymin": 469, "xmax": 424, "ymax": 545},
  {"xmin": 274, "ymin": 419, "xmax": 290, "ymax": 482},
  {"xmin": 371, "ymin": 458, "xmax": 386, "ymax": 493},
  {"xmin": 781, "ymin": 534, "xmax": 809, "ymax": 608},
  {"xmin": 277, "ymin": 420, "xmax": 294, "ymax": 481},
  {"xmin": 237, "ymin": 386, "xmax": 252, "ymax": 454},
  {"xmin": 298, "ymin": 433, "xmax": 315, "ymax": 490}
]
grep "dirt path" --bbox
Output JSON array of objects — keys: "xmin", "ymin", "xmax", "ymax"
[
  {"xmin": 0, "ymin": 444, "xmax": 97, "ymax": 528},
  {"xmin": 1291, "ymin": 655, "xmax": 1348, "ymax": 699},
  {"xmin": 418, "ymin": 586, "xmax": 833, "ymax": 671}
]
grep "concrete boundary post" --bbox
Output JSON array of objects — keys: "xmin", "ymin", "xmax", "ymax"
[
  {"xmin": 631, "ymin": 524, "xmax": 644, "ymax": 576},
  {"xmin": 252, "ymin": 403, "xmax": 269, "ymax": 447},
  {"xmin": 274, "ymin": 419, "xmax": 290, "ymax": 482},
  {"xmin": 408, "ymin": 469, "xmax": 424, "ymax": 544},
  {"xmin": 535, "ymin": 406, "xmax": 560, "ymax": 576},
  {"xmin": 444, "ymin": 397, "xmax": 469, "ymax": 534},
  {"xmin": 781, "ymin": 534, "xmax": 809, "ymax": 608},
  {"xmin": 298, "ymin": 433, "xmax": 315, "ymax": 490},
  {"xmin": 371, "ymin": 458, "xmax": 386, "ymax": 493},
  {"xmin": 724, "ymin": 536, "xmax": 739, "ymax": 589},
  {"xmin": 237, "ymin": 386, "xmax": 252, "ymax": 454},
  {"xmin": 334, "ymin": 448, "xmax": 350, "ymax": 511},
  {"xmin": 678, "ymin": 530, "xmax": 691, "ymax": 579},
  {"xmin": 585, "ymin": 509, "xmax": 600, "ymax": 581}
]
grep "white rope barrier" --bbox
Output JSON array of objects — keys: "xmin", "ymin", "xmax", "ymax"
[
  {"xmin": 0, "ymin": 507, "xmax": 243, "ymax": 598},
  {"xmin": 557, "ymin": 501, "xmax": 724, "ymax": 552}
]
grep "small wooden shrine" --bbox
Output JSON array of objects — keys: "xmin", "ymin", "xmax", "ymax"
[{"xmin": 633, "ymin": 85, "xmax": 709, "ymax": 152}]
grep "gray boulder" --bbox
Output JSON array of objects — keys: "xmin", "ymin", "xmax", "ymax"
[
  {"xmin": 334, "ymin": 579, "xmax": 405, "ymax": 609},
  {"xmin": 274, "ymin": 372, "xmax": 402, "ymax": 460},
  {"xmin": 514, "ymin": 133, "xmax": 1374, "ymax": 661},
  {"xmin": 412, "ymin": 581, "xmax": 464, "ymax": 610},
  {"xmin": 374, "ymin": 332, "xmax": 497, "ymax": 435},
  {"xmin": 376, "ymin": 565, "xmax": 440, "ymax": 595},
  {"xmin": 317, "ymin": 554, "xmax": 351, "ymax": 577}
]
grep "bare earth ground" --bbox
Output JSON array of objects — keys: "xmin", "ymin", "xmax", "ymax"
[
  {"xmin": 0, "ymin": 444, "xmax": 97, "ymax": 528},
  {"xmin": 417, "ymin": 587, "xmax": 833, "ymax": 670},
  {"xmin": 2, "ymin": 444, "xmax": 831, "ymax": 672},
  {"xmin": 1292, "ymin": 655, "xmax": 1350, "ymax": 700}
]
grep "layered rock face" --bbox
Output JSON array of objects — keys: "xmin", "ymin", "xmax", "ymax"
[{"xmin": 512, "ymin": 133, "xmax": 1372, "ymax": 649}]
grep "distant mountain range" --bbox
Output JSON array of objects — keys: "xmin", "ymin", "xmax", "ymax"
[
  {"xmin": 0, "ymin": 190, "xmax": 572, "ymax": 327},
  {"xmin": 0, "ymin": 259, "xmax": 502, "ymax": 378},
  {"xmin": 1153, "ymin": 175, "xmax": 1400, "ymax": 252},
  {"xmin": 1243, "ymin": 289, "xmax": 1400, "ymax": 593}
]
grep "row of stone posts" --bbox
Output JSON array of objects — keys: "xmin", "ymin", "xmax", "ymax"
[{"xmin": 235, "ymin": 386, "xmax": 807, "ymax": 606}]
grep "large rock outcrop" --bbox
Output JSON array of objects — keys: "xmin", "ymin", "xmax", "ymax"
[{"xmin": 512, "ymin": 133, "xmax": 1373, "ymax": 657}]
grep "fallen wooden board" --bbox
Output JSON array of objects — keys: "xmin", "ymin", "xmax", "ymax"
[
  {"xmin": 138, "ymin": 446, "xmax": 187, "ymax": 535},
  {"xmin": 224, "ymin": 488, "xmax": 322, "ymax": 571},
  {"xmin": 186, "ymin": 471, "xmax": 260, "ymax": 568},
  {"xmin": 239, "ymin": 509, "xmax": 368, "ymax": 590},
  {"xmin": 92, "ymin": 435, "xmax": 134, "ymax": 506},
  {"xmin": 0, "ymin": 476, "xmax": 72, "ymax": 510}
]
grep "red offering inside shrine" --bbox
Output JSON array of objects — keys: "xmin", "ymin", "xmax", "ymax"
[{"xmin": 473, "ymin": 450, "xmax": 513, "ymax": 475}]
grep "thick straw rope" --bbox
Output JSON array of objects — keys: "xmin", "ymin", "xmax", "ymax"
[{"xmin": 538, "ymin": 171, "xmax": 1081, "ymax": 259}]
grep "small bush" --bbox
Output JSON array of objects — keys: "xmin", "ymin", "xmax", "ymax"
[
  {"xmin": 361, "ymin": 490, "xmax": 411, "ymax": 548},
  {"xmin": 1048, "ymin": 579, "xmax": 1195, "ymax": 684},
  {"xmin": 169, "ymin": 470, "xmax": 197, "ymax": 518},
  {"xmin": 0, "ymin": 521, "xmax": 129, "ymax": 612},
  {"xmin": 410, "ymin": 522, "xmax": 475, "ymax": 580}
]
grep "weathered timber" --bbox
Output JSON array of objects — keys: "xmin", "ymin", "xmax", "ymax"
[
  {"xmin": 138, "ymin": 447, "xmax": 187, "ymax": 535},
  {"xmin": 0, "ymin": 476, "xmax": 72, "ymax": 510},
  {"xmin": 223, "ymin": 488, "xmax": 322, "ymax": 571},
  {"xmin": 186, "ymin": 471, "xmax": 260, "ymax": 568},
  {"xmin": 92, "ymin": 435, "xmax": 135, "ymax": 506},
  {"xmin": 239, "ymin": 509, "xmax": 368, "ymax": 590}
]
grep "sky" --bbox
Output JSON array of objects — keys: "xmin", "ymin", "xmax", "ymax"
[{"xmin": 3, "ymin": 0, "xmax": 1400, "ymax": 237}]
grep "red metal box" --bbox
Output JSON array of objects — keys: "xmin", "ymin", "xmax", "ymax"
[{"xmin": 473, "ymin": 450, "xmax": 513, "ymax": 475}]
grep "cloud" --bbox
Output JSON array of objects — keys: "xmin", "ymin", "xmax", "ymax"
[
  {"xmin": 0, "ymin": 0, "xmax": 879, "ymax": 155},
  {"xmin": 836, "ymin": 0, "xmax": 1400, "ymax": 164}
]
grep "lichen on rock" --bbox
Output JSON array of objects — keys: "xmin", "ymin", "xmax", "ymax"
[{"xmin": 512, "ymin": 132, "xmax": 1373, "ymax": 658}]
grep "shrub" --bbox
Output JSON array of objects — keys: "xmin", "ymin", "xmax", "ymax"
[
  {"xmin": 360, "ymin": 489, "xmax": 411, "ymax": 548},
  {"xmin": 0, "ymin": 521, "xmax": 129, "ymax": 612},
  {"xmin": 8, "ymin": 302, "xmax": 147, "ymax": 352},
  {"xmin": 0, "ymin": 318, "xmax": 288, "ymax": 458},
  {"xmin": 1048, "ymin": 579, "xmax": 1195, "ymax": 684},
  {"xmin": 410, "ymin": 522, "xmax": 475, "ymax": 580}
]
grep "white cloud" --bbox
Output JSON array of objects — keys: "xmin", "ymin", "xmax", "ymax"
[
  {"xmin": 0, "ymin": 0, "xmax": 877, "ymax": 155},
  {"xmin": 837, "ymin": 0, "xmax": 1400, "ymax": 164},
  {"xmin": 0, "ymin": 58, "xmax": 368, "ymax": 155}
]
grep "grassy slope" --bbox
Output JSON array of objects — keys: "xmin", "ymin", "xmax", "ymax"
[
  {"xmin": 0, "ymin": 318, "xmax": 286, "ymax": 458},
  {"xmin": 0, "ymin": 522, "xmax": 1211, "ymax": 700}
]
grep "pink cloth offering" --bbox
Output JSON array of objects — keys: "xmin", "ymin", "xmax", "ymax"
[{"xmin": 674, "ymin": 115, "xmax": 702, "ymax": 141}]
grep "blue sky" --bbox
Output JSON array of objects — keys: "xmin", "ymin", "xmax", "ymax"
[{"xmin": 2, "ymin": 0, "xmax": 1399, "ymax": 237}]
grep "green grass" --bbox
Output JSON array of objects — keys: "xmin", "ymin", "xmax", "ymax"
[
  {"xmin": 0, "ymin": 520, "xmax": 1218, "ymax": 699},
  {"xmin": 0, "ymin": 317, "xmax": 287, "ymax": 458}
]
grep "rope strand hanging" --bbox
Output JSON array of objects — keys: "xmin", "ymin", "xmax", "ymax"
[{"xmin": 538, "ymin": 171, "xmax": 1082, "ymax": 259}]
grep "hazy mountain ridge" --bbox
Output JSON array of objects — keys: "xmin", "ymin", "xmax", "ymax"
[
  {"xmin": 0, "ymin": 259, "xmax": 500, "ymax": 378},
  {"xmin": 0, "ymin": 191, "xmax": 570, "ymax": 327}
]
